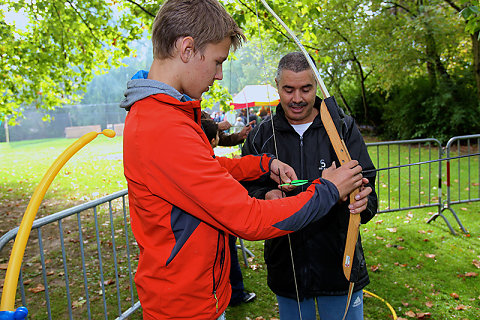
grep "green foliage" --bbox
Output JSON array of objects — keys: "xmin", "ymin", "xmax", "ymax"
[
  {"xmin": 0, "ymin": 0, "xmax": 146, "ymax": 122},
  {"xmin": 379, "ymin": 75, "xmax": 480, "ymax": 142},
  {"xmin": 201, "ymin": 81, "xmax": 233, "ymax": 112},
  {"xmin": 220, "ymin": 39, "xmax": 284, "ymax": 96},
  {"xmin": 461, "ymin": 1, "xmax": 480, "ymax": 36}
]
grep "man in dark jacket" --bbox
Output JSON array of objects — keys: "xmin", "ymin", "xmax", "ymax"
[{"xmin": 242, "ymin": 52, "xmax": 377, "ymax": 319}]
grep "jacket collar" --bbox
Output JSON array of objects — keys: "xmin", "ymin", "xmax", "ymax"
[{"xmin": 150, "ymin": 93, "xmax": 202, "ymax": 126}]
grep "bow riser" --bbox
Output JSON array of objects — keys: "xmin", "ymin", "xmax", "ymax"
[{"xmin": 320, "ymin": 99, "xmax": 360, "ymax": 280}]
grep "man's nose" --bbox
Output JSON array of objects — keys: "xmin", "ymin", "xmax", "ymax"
[{"xmin": 292, "ymin": 90, "xmax": 302, "ymax": 102}]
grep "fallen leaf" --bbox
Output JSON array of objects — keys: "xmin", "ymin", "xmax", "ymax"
[
  {"xmin": 72, "ymin": 299, "xmax": 86, "ymax": 309},
  {"xmin": 473, "ymin": 259, "xmax": 480, "ymax": 268},
  {"xmin": 0, "ymin": 263, "xmax": 7, "ymax": 270},
  {"xmin": 401, "ymin": 301, "xmax": 409, "ymax": 306},
  {"xmin": 425, "ymin": 254, "xmax": 436, "ymax": 259},
  {"xmin": 454, "ymin": 304, "xmax": 469, "ymax": 310},
  {"xmin": 416, "ymin": 312, "xmax": 432, "ymax": 319},
  {"xmin": 425, "ymin": 301, "xmax": 433, "ymax": 308},
  {"xmin": 387, "ymin": 227, "xmax": 397, "ymax": 233},
  {"xmin": 103, "ymin": 279, "xmax": 115, "ymax": 286},
  {"xmin": 28, "ymin": 284, "xmax": 45, "ymax": 293},
  {"xmin": 462, "ymin": 272, "xmax": 478, "ymax": 278},
  {"xmin": 405, "ymin": 310, "xmax": 416, "ymax": 317},
  {"xmin": 450, "ymin": 292, "xmax": 460, "ymax": 299},
  {"xmin": 370, "ymin": 264, "xmax": 380, "ymax": 272},
  {"xmin": 375, "ymin": 220, "xmax": 384, "ymax": 224}
]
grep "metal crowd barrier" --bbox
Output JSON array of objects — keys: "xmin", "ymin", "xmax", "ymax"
[
  {"xmin": 430, "ymin": 134, "xmax": 480, "ymax": 234},
  {"xmin": 0, "ymin": 190, "xmax": 141, "ymax": 320},
  {"xmin": 366, "ymin": 136, "xmax": 480, "ymax": 234},
  {"xmin": 366, "ymin": 138, "xmax": 443, "ymax": 212}
]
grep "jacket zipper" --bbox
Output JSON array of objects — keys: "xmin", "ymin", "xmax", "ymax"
[
  {"xmin": 212, "ymin": 231, "xmax": 225, "ymax": 313},
  {"xmin": 300, "ymin": 135, "xmax": 305, "ymax": 192},
  {"xmin": 299, "ymin": 135, "xmax": 310, "ymax": 291}
]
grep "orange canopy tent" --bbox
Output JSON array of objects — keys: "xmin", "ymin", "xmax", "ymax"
[{"xmin": 230, "ymin": 84, "xmax": 280, "ymax": 110}]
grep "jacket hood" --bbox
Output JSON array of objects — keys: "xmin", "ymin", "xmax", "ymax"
[{"xmin": 120, "ymin": 79, "xmax": 184, "ymax": 111}]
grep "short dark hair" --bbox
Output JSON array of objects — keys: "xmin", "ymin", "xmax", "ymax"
[
  {"xmin": 276, "ymin": 52, "xmax": 317, "ymax": 79},
  {"xmin": 152, "ymin": 0, "xmax": 246, "ymax": 59},
  {"xmin": 201, "ymin": 118, "xmax": 218, "ymax": 142}
]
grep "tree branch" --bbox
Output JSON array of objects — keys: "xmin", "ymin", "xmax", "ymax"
[
  {"xmin": 236, "ymin": 0, "xmax": 291, "ymax": 44},
  {"xmin": 443, "ymin": 0, "xmax": 462, "ymax": 13},
  {"xmin": 65, "ymin": 0, "xmax": 101, "ymax": 43},
  {"xmin": 124, "ymin": 0, "xmax": 156, "ymax": 17},
  {"xmin": 51, "ymin": 2, "xmax": 67, "ymax": 61},
  {"xmin": 384, "ymin": 1, "xmax": 417, "ymax": 17}
]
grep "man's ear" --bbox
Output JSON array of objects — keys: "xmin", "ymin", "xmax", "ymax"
[{"xmin": 177, "ymin": 36, "xmax": 195, "ymax": 63}]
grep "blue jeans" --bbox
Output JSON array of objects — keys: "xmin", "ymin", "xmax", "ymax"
[
  {"xmin": 276, "ymin": 290, "xmax": 363, "ymax": 320},
  {"xmin": 216, "ymin": 311, "xmax": 226, "ymax": 320},
  {"xmin": 228, "ymin": 235, "xmax": 245, "ymax": 305}
]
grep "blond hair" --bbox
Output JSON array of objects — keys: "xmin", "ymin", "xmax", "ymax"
[{"xmin": 152, "ymin": 0, "xmax": 246, "ymax": 59}]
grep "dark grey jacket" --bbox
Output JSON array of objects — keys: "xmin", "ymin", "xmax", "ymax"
[{"xmin": 242, "ymin": 97, "xmax": 378, "ymax": 298}]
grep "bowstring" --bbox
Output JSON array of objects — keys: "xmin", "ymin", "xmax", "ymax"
[{"xmin": 253, "ymin": 1, "xmax": 303, "ymax": 319}]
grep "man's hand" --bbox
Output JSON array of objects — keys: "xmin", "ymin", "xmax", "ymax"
[
  {"xmin": 265, "ymin": 189, "xmax": 284, "ymax": 200},
  {"xmin": 238, "ymin": 120, "xmax": 255, "ymax": 139},
  {"xmin": 322, "ymin": 160, "xmax": 363, "ymax": 201},
  {"xmin": 269, "ymin": 159, "xmax": 298, "ymax": 192},
  {"xmin": 217, "ymin": 121, "xmax": 231, "ymax": 131},
  {"xmin": 348, "ymin": 178, "xmax": 372, "ymax": 214}
]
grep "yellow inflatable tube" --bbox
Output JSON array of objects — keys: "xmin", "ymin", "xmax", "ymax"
[
  {"xmin": 0, "ymin": 129, "xmax": 116, "ymax": 312},
  {"xmin": 364, "ymin": 289, "xmax": 397, "ymax": 319}
]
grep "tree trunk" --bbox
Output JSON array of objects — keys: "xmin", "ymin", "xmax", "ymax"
[
  {"xmin": 471, "ymin": 31, "xmax": 480, "ymax": 99},
  {"xmin": 354, "ymin": 58, "xmax": 369, "ymax": 123},
  {"xmin": 425, "ymin": 28, "xmax": 450, "ymax": 85},
  {"xmin": 337, "ymin": 89, "xmax": 353, "ymax": 115}
]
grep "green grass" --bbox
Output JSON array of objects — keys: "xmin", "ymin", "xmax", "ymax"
[
  {"xmin": 1, "ymin": 137, "xmax": 480, "ymax": 319},
  {"xmin": 0, "ymin": 136, "xmax": 126, "ymax": 202}
]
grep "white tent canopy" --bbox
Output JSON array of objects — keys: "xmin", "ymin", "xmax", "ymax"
[{"xmin": 230, "ymin": 84, "xmax": 280, "ymax": 110}]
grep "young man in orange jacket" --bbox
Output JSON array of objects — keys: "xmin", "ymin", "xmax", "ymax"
[{"xmin": 120, "ymin": 0, "xmax": 372, "ymax": 319}]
